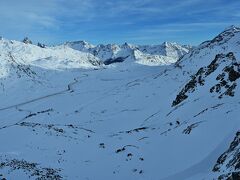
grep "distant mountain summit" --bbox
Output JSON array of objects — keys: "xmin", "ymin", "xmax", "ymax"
[
  {"xmin": 65, "ymin": 41, "xmax": 191, "ymax": 65},
  {"xmin": 64, "ymin": 40, "xmax": 95, "ymax": 51}
]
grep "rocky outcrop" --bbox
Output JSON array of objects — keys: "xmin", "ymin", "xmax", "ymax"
[
  {"xmin": 172, "ymin": 52, "xmax": 240, "ymax": 106},
  {"xmin": 103, "ymin": 56, "xmax": 129, "ymax": 65},
  {"xmin": 186, "ymin": 26, "xmax": 240, "ymax": 59},
  {"xmin": 22, "ymin": 37, "xmax": 32, "ymax": 44},
  {"xmin": 212, "ymin": 131, "xmax": 240, "ymax": 179}
]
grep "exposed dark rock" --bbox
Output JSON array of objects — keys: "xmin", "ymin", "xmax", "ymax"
[
  {"xmin": 22, "ymin": 37, "xmax": 32, "ymax": 44},
  {"xmin": 186, "ymin": 26, "xmax": 240, "ymax": 59},
  {"xmin": 127, "ymin": 153, "xmax": 133, "ymax": 157},
  {"xmin": 172, "ymin": 67, "xmax": 206, "ymax": 106},
  {"xmin": 182, "ymin": 122, "xmax": 203, "ymax": 134},
  {"xmin": 104, "ymin": 56, "xmax": 129, "ymax": 65},
  {"xmin": 37, "ymin": 42, "xmax": 46, "ymax": 48},
  {"xmin": 213, "ymin": 131, "xmax": 240, "ymax": 179},
  {"xmin": 89, "ymin": 59, "xmax": 102, "ymax": 66},
  {"xmin": 172, "ymin": 52, "xmax": 240, "ymax": 106},
  {"xmin": 0, "ymin": 159, "xmax": 62, "ymax": 180},
  {"xmin": 217, "ymin": 171, "xmax": 240, "ymax": 180},
  {"xmin": 99, "ymin": 143, "xmax": 105, "ymax": 149},
  {"xmin": 23, "ymin": 109, "xmax": 53, "ymax": 120},
  {"xmin": 225, "ymin": 66, "xmax": 240, "ymax": 82},
  {"xmin": 126, "ymin": 127, "xmax": 148, "ymax": 134},
  {"xmin": 115, "ymin": 147, "xmax": 126, "ymax": 153},
  {"xmin": 210, "ymin": 54, "xmax": 240, "ymax": 98}
]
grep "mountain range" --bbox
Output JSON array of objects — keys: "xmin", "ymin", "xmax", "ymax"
[{"xmin": 0, "ymin": 26, "xmax": 239, "ymax": 180}]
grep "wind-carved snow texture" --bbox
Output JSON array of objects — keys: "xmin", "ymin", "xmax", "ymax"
[{"xmin": 0, "ymin": 26, "xmax": 239, "ymax": 180}]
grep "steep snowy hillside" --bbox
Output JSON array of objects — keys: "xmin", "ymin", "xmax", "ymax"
[
  {"xmin": 0, "ymin": 38, "xmax": 102, "ymax": 108},
  {"xmin": 0, "ymin": 39, "xmax": 101, "ymax": 72},
  {"xmin": 0, "ymin": 26, "xmax": 239, "ymax": 180},
  {"xmin": 65, "ymin": 41, "xmax": 191, "ymax": 66}
]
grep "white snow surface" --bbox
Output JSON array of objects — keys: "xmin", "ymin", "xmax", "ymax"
[
  {"xmin": 65, "ymin": 41, "xmax": 191, "ymax": 66},
  {"xmin": 0, "ymin": 26, "xmax": 239, "ymax": 180}
]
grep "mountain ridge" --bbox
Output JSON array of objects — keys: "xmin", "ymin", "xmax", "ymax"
[
  {"xmin": 0, "ymin": 25, "xmax": 239, "ymax": 180},
  {"xmin": 65, "ymin": 40, "xmax": 192, "ymax": 66}
]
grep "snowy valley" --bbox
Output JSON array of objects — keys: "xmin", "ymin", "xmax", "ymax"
[{"xmin": 0, "ymin": 26, "xmax": 239, "ymax": 180}]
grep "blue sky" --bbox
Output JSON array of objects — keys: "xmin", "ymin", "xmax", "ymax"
[{"xmin": 0, "ymin": 0, "xmax": 239, "ymax": 45}]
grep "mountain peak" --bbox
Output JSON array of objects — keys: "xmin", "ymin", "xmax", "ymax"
[
  {"xmin": 223, "ymin": 25, "xmax": 240, "ymax": 32},
  {"xmin": 197, "ymin": 25, "xmax": 240, "ymax": 49},
  {"xmin": 66, "ymin": 40, "xmax": 93, "ymax": 46},
  {"xmin": 64, "ymin": 40, "xmax": 94, "ymax": 51},
  {"xmin": 162, "ymin": 41, "xmax": 177, "ymax": 47}
]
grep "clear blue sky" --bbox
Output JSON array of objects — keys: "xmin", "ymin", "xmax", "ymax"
[{"xmin": 0, "ymin": 0, "xmax": 239, "ymax": 45}]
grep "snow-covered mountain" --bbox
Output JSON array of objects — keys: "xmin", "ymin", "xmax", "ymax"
[
  {"xmin": 65, "ymin": 41, "xmax": 191, "ymax": 66},
  {"xmin": 0, "ymin": 26, "xmax": 239, "ymax": 180},
  {"xmin": 0, "ymin": 38, "xmax": 101, "ymax": 73}
]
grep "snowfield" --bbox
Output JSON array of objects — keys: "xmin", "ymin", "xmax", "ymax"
[{"xmin": 0, "ymin": 26, "xmax": 239, "ymax": 180}]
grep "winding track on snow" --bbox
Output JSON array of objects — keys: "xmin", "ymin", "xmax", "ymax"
[
  {"xmin": 0, "ymin": 74, "xmax": 88, "ymax": 112},
  {"xmin": 0, "ymin": 74, "xmax": 90, "ymax": 130},
  {"xmin": 0, "ymin": 68, "xmax": 167, "ymax": 130}
]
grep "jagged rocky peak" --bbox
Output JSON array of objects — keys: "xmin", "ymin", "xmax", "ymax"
[
  {"xmin": 103, "ymin": 43, "xmax": 120, "ymax": 50},
  {"xmin": 137, "ymin": 41, "xmax": 191, "ymax": 58},
  {"xmin": 209, "ymin": 25, "xmax": 240, "ymax": 45},
  {"xmin": 161, "ymin": 41, "xmax": 178, "ymax": 47},
  {"xmin": 177, "ymin": 25, "xmax": 240, "ymax": 74},
  {"xmin": 197, "ymin": 25, "xmax": 240, "ymax": 50},
  {"xmin": 63, "ymin": 39, "xmax": 191, "ymax": 65},
  {"xmin": 162, "ymin": 41, "xmax": 191, "ymax": 57},
  {"xmin": 22, "ymin": 37, "xmax": 33, "ymax": 44},
  {"xmin": 224, "ymin": 25, "xmax": 240, "ymax": 32},
  {"xmin": 121, "ymin": 42, "xmax": 136, "ymax": 49},
  {"xmin": 65, "ymin": 40, "xmax": 95, "ymax": 51},
  {"xmin": 161, "ymin": 41, "xmax": 190, "ymax": 49}
]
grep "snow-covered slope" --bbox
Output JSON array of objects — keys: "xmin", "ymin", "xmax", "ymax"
[
  {"xmin": 65, "ymin": 41, "xmax": 191, "ymax": 66},
  {"xmin": 0, "ymin": 38, "xmax": 101, "ymax": 75},
  {"xmin": 0, "ymin": 38, "xmax": 102, "ymax": 108},
  {"xmin": 0, "ymin": 26, "xmax": 239, "ymax": 180}
]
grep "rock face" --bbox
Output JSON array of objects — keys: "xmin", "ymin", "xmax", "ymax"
[
  {"xmin": 212, "ymin": 131, "xmax": 240, "ymax": 179},
  {"xmin": 22, "ymin": 37, "xmax": 32, "ymax": 44},
  {"xmin": 37, "ymin": 42, "xmax": 46, "ymax": 48},
  {"xmin": 177, "ymin": 25, "xmax": 240, "ymax": 74},
  {"xmin": 0, "ymin": 158, "xmax": 62, "ymax": 180},
  {"xmin": 183, "ymin": 26, "xmax": 240, "ymax": 61},
  {"xmin": 172, "ymin": 52, "xmax": 240, "ymax": 106},
  {"xmin": 103, "ymin": 56, "xmax": 129, "ymax": 65}
]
